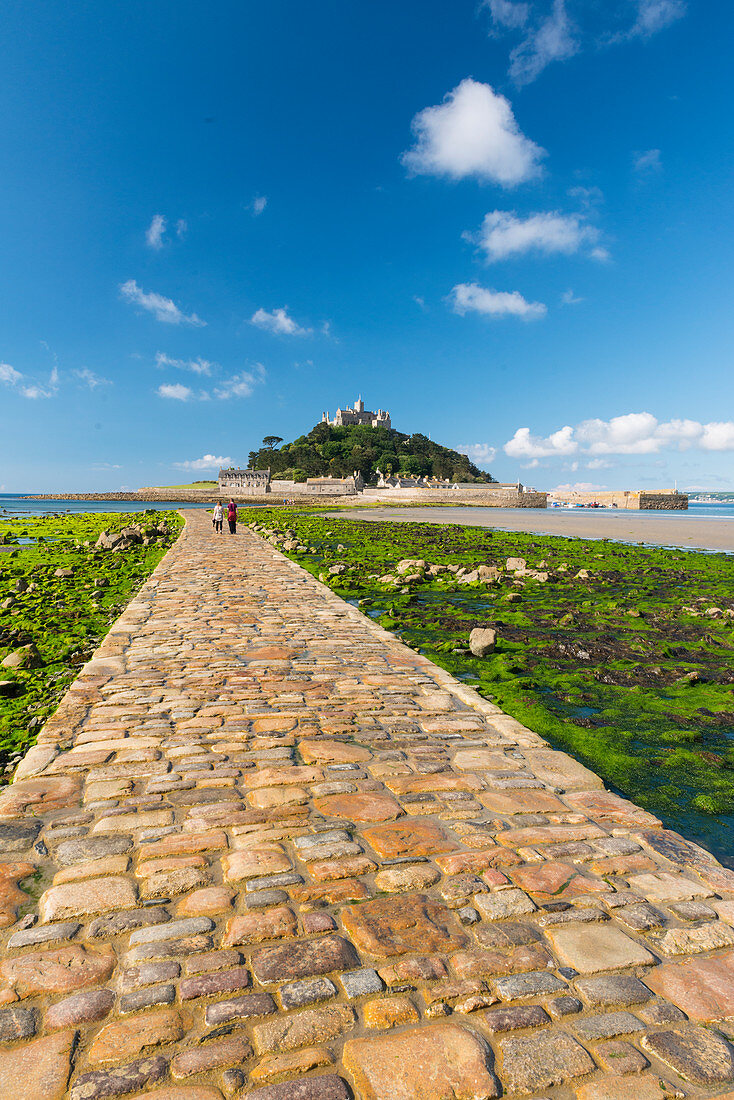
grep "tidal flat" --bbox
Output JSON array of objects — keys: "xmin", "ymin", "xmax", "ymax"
[
  {"xmin": 246, "ymin": 508, "xmax": 734, "ymax": 865},
  {"xmin": 0, "ymin": 510, "xmax": 183, "ymax": 769}
]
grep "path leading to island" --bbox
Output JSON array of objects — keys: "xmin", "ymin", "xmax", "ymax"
[
  {"xmin": 2, "ymin": 510, "xmax": 734, "ymax": 1099},
  {"xmin": 334, "ymin": 506, "xmax": 734, "ymax": 553}
]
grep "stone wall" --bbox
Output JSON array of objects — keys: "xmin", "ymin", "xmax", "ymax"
[
  {"xmin": 361, "ymin": 487, "xmax": 548, "ymax": 508},
  {"xmin": 548, "ymin": 490, "xmax": 688, "ymax": 510},
  {"xmin": 639, "ymin": 491, "xmax": 689, "ymax": 510}
]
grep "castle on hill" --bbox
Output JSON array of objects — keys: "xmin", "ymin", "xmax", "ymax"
[{"xmin": 321, "ymin": 396, "xmax": 390, "ymax": 430}]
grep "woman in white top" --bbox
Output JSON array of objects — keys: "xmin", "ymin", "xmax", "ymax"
[{"xmin": 212, "ymin": 502, "xmax": 223, "ymax": 533}]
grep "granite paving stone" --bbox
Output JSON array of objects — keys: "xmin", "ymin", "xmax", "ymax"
[{"xmin": 0, "ymin": 509, "xmax": 732, "ymax": 1099}]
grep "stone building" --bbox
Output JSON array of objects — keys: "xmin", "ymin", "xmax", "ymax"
[
  {"xmin": 218, "ymin": 468, "xmax": 271, "ymax": 495},
  {"xmin": 321, "ymin": 396, "xmax": 390, "ymax": 430},
  {"xmin": 304, "ymin": 472, "xmax": 365, "ymax": 496}
]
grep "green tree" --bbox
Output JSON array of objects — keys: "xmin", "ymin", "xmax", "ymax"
[{"xmin": 262, "ymin": 435, "xmax": 284, "ymax": 451}]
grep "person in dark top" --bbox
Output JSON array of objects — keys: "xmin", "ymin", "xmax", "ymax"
[{"xmin": 227, "ymin": 499, "xmax": 237, "ymax": 534}]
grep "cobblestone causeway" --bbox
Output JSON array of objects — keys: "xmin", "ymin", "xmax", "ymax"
[{"xmin": 2, "ymin": 510, "xmax": 734, "ymax": 1099}]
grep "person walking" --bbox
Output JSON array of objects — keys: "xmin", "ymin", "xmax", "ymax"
[
  {"xmin": 213, "ymin": 502, "xmax": 223, "ymax": 533},
  {"xmin": 227, "ymin": 498, "xmax": 237, "ymax": 535}
]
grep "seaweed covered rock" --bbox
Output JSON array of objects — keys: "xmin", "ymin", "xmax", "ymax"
[
  {"xmin": 469, "ymin": 628, "xmax": 496, "ymax": 658},
  {"xmin": 2, "ymin": 645, "xmax": 41, "ymax": 671}
]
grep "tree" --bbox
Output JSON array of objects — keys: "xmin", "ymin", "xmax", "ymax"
[{"xmin": 262, "ymin": 435, "xmax": 284, "ymax": 451}]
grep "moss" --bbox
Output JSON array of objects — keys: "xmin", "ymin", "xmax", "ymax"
[{"xmin": 0, "ymin": 510, "xmax": 183, "ymax": 771}]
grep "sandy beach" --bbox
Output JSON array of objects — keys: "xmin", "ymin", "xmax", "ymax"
[{"xmin": 331, "ymin": 505, "xmax": 734, "ymax": 552}]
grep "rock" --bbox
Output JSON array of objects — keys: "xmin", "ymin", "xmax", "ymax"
[
  {"xmin": 328, "ymin": 564, "xmax": 347, "ymax": 576},
  {"xmin": 253, "ymin": 1004, "xmax": 355, "ymax": 1054},
  {"xmin": 0, "ymin": 944, "xmax": 115, "ymax": 998},
  {"xmin": 313, "ymin": 791, "xmax": 403, "ymax": 822},
  {"xmin": 499, "ymin": 1029, "xmax": 595, "ymax": 1094},
  {"xmin": 87, "ymin": 1008, "xmax": 183, "ymax": 1064},
  {"xmin": 340, "ymin": 968, "xmax": 384, "ymax": 998},
  {"xmin": 396, "ymin": 559, "xmax": 426, "ymax": 574},
  {"xmin": 247, "ymin": 1077, "xmax": 351, "ymax": 1100},
  {"xmin": 341, "ymin": 893, "xmax": 468, "ymax": 957},
  {"xmin": 574, "ymin": 975, "xmax": 651, "ymax": 1007},
  {"xmin": 280, "ymin": 978, "xmax": 337, "ymax": 1010},
  {"xmin": 363, "ymin": 995, "xmax": 419, "ymax": 1029},
  {"xmin": 54, "ymin": 568, "xmax": 74, "ymax": 578},
  {"xmin": 0, "ymin": 681, "xmax": 24, "ymax": 698},
  {"xmin": 642, "ymin": 1027, "xmax": 734, "ymax": 1085},
  {"xmin": 1, "ymin": 644, "xmax": 41, "ymax": 670},
  {"xmin": 343, "ymin": 1021, "xmax": 500, "ymax": 1099},
  {"xmin": 251, "ymin": 935, "xmax": 359, "ymax": 983},
  {"xmin": 544, "ymin": 924, "xmax": 655, "ymax": 974},
  {"xmin": 469, "ymin": 628, "xmax": 496, "ymax": 658},
  {"xmin": 204, "ymin": 993, "xmax": 277, "ymax": 1026},
  {"xmin": 0, "ymin": 1029, "xmax": 76, "ymax": 1100},
  {"xmin": 644, "ymin": 950, "xmax": 734, "ymax": 1020},
  {"xmin": 45, "ymin": 989, "xmax": 115, "ymax": 1029},
  {"xmin": 506, "ymin": 557, "xmax": 526, "ymax": 572},
  {"xmin": 39, "ymin": 876, "xmax": 138, "ymax": 922},
  {"xmin": 362, "ymin": 820, "xmax": 455, "ymax": 858},
  {"xmin": 0, "ymin": 1005, "xmax": 36, "ymax": 1042},
  {"xmin": 170, "ymin": 1034, "xmax": 252, "ymax": 1078},
  {"xmin": 69, "ymin": 1055, "xmax": 167, "ymax": 1100}
]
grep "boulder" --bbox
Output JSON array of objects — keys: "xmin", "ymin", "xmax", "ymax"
[
  {"xmin": 14, "ymin": 580, "xmax": 28, "ymax": 594},
  {"xmin": 506, "ymin": 557, "xmax": 527, "ymax": 572},
  {"xmin": 54, "ymin": 568, "xmax": 74, "ymax": 579},
  {"xmin": 397, "ymin": 559, "xmax": 426, "ymax": 574},
  {"xmin": 2, "ymin": 645, "xmax": 41, "ymax": 671},
  {"xmin": 575, "ymin": 569, "xmax": 591, "ymax": 580},
  {"xmin": 457, "ymin": 571, "xmax": 480, "ymax": 585},
  {"xmin": 328, "ymin": 564, "xmax": 347, "ymax": 576},
  {"xmin": 469, "ymin": 628, "xmax": 496, "ymax": 658},
  {"xmin": 478, "ymin": 566, "xmax": 500, "ymax": 582},
  {"xmin": 0, "ymin": 682, "xmax": 24, "ymax": 699}
]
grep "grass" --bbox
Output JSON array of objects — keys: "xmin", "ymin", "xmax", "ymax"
[{"xmin": 243, "ymin": 507, "xmax": 734, "ymax": 866}]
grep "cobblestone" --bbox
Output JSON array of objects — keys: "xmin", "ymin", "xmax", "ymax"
[{"xmin": 0, "ymin": 510, "xmax": 732, "ymax": 1098}]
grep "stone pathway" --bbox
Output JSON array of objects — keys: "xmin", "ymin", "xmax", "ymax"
[{"xmin": 2, "ymin": 510, "xmax": 734, "ymax": 1100}]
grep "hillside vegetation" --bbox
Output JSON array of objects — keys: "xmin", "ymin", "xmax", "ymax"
[{"xmin": 247, "ymin": 422, "xmax": 495, "ymax": 483}]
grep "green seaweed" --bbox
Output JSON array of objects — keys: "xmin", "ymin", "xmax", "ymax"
[{"xmin": 0, "ymin": 510, "xmax": 183, "ymax": 772}]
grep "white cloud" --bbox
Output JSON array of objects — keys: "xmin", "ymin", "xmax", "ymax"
[
  {"xmin": 504, "ymin": 412, "xmax": 734, "ymax": 459},
  {"xmin": 462, "ymin": 443, "xmax": 498, "ymax": 465},
  {"xmin": 0, "ymin": 363, "xmax": 23, "ymax": 386},
  {"xmin": 251, "ymin": 196, "xmax": 267, "ymax": 216},
  {"xmin": 213, "ymin": 363, "xmax": 266, "ymax": 400},
  {"xmin": 157, "ymin": 382, "xmax": 193, "ymax": 401},
  {"xmin": 120, "ymin": 280, "xmax": 205, "ymax": 326},
  {"xmin": 629, "ymin": 0, "xmax": 686, "ymax": 38},
  {"xmin": 505, "ymin": 425, "xmax": 577, "ymax": 458},
  {"xmin": 74, "ymin": 368, "xmax": 112, "ymax": 389},
  {"xmin": 1, "ymin": 360, "xmax": 59, "ymax": 399},
  {"xmin": 155, "ymin": 352, "xmax": 214, "ymax": 375},
  {"xmin": 449, "ymin": 282, "xmax": 546, "ymax": 320},
  {"xmin": 586, "ymin": 457, "xmax": 612, "ymax": 469},
  {"xmin": 176, "ymin": 219, "xmax": 187, "ymax": 239},
  {"xmin": 413, "ymin": 295, "xmax": 427, "ymax": 310},
  {"xmin": 633, "ymin": 148, "xmax": 662, "ymax": 174},
  {"xmin": 590, "ymin": 246, "xmax": 611, "ymax": 262},
  {"xmin": 469, "ymin": 209, "xmax": 599, "ymax": 262},
  {"xmin": 486, "ymin": 0, "xmax": 686, "ymax": 84},
  {"xmin": 174, "ymin": 454, "xmax": 231, "ymax": 471},
  {"xmin": 561, "ymin": 289, "xmax": 583, "ymax": 305},
  {"xmin": 509, "ymin": 0, "xmax": 577, "ymax": 85},
  {"xmin": 146, "ymin": 214, "xmax": 167, "ymax": 249},
  {"xmin": 484, "ymin": 0, "xmax": 529, "ymax": 29},
  {"xmin": 402, "ymin": 79, "xmax": 545, "ymax": 186},
  {"xmin": 251, "ymin": 307, "xmax": 311, "ymax": 336}
]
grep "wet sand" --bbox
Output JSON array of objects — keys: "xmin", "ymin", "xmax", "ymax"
[{"xmin": 328, "ymin": 506, "xmax": 734, "ymax": 553}]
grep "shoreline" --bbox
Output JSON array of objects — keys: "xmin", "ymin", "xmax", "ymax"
[{"xmin": 328, "ymin": 505, "xmax": 734, "ymax": 553}]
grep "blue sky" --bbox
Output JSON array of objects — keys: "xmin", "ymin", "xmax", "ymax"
[{"xmin": 1, "ymin": 0, "xmax": 733, "ymax": 492}]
